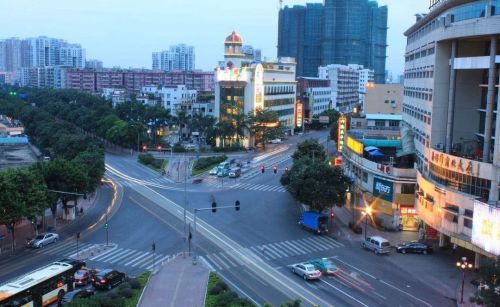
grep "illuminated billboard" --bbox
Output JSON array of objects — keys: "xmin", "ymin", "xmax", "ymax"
[
  {"xmin": 347, "ymin": 136, "xmax": 363, "ymax": 155},
  {"xmin": 337, "ymin": 115, "xmax": 347, "ymax": 152},
  {"xmin": 472, "ymin": 200, "xmax": 500, "ymax": 256},
  {"xmin": 254, "ymin": 64, "xmax": 264, "ymax": 110},
  {"xmin": 296, "ymin": 102, "xmax": 303, "ymax": 128}
]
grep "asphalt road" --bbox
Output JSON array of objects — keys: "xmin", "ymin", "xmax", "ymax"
[{"xmin": 1, "ymin": 131, "xmax": 456, "ymax": 306}]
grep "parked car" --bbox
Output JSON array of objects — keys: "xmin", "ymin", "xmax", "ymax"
[
  {"xmin": 217, "ymin": 168, "xmax": 230, "ymax": 177},
  {"xmin": 396, "ymin": 241, "xmax": 433, "ymax": 254},
  {"xmin": 74, "ymin": 268, "xmax": 97, "ymax": 286},
  {"xmin": 209, "ymin": 167, "xmax": 220, "ymax": 175},
  {"xmin": 91, "ymin": 269, "xmax": 126, "ymax": 290},
  {"xmin": 308, "ymin": 258, "xmax": 338, "ymax": 275},
  {"xmin": 291, "ymin": 263, "xmax": 322, "ymax": 280},
  {"xmin": 27, "ymin": 232, "xmax": 59, "ymax": 248},
  {"xmin": 219, "ymin": 161, "xmax": 230, "ymax": 169},
  {"xmin": 228, "ymin": 167, "xmax": 241, "ymax": 178},
  {"xmin": 59, "ymin": 289, "xmax": 94, "ymax": 305},
  {"xmin": 268, "ymin": 138, "xmax": 282, "ymax": 144},
  {"xmin": 361, "ymin": 236, "xmax": 391, "ymax": 254}
]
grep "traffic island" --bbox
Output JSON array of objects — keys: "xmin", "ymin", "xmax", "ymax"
[{"xmin": 68, "ymin": 243, "xmax": 117, "ymax": 261}]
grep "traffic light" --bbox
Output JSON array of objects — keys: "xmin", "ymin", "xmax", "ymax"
[
  {"xmin": 330, "ymin": 212, "xmax": 335, "ymax": 219},
  {"xmin": 152, "ymin": 242, "xmax": 156, "ymax": 252},
  {"xmin": 157, "ymin": 145, "xmax": 162, "ymax": 152},
  {"xmin": 212, "ymin": 201, "xmax": 217, "ymax": 213},
  {"xmin": 142, "ymin": 145, "xmax": 147, "ymax": 151},
  {"xmin": 261, "ymin": 165, "xmax": 265, "ymax": 173},
  {"xmin": 235, "ymin": 200, "xmax": 240, "ymax": 211},
  {"xmin": 9, "ymin": 91, "xmax": 17, "ymax": 96},
  {"xmin": 77, "ymin": 232, "xmax": 80, "ymax": 240},
  {"xmin": 273, "ymin": 166, "xmax": 277, "ymax": 174},
  {"xmin": 285, "ymin": 166, "xmax": 289, "ymax": 172},
  {"xmin": 104, "ymin": 222, "xmax": 109, "ymax": 229}
]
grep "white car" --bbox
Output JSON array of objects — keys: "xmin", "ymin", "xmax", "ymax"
[
  {"xmin": 27, "ymin": 232, "xmax": 59, "ymax": 248},
  {"xmin": 269, "ymin": 138, "xmax": 282, "ymax": 144},
  {"xmin": 290, "ymin": 263, "xmax": 322, "ymax": 280},
  {"xmin": 209, "ymin": 167, "xmax": 219, "ymax": 175}
]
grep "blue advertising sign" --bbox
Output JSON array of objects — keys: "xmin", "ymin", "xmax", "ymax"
[{"xmin": 373, "ymin": 177, "xmax": 393, "ymax": 202}]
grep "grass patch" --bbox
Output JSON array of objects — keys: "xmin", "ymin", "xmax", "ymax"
[
  {"xmin": 124, "ymin": 272, "xmax": 151, "ymax": 307},
  {"xmin": 205, "ymin": 272, "xmax": 254, "ymax": 307},
  {"xmin": 138, "ymin": 153, "xmax": 168, "ymax": 172},
  {"xmin": 192, "ymin": 155, "xmax": 226, "ymax": 176}
]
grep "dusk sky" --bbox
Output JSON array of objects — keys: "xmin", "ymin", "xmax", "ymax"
[{"xmin": 1, "ymin": 0, "xmax": 430, "ymax": 76}]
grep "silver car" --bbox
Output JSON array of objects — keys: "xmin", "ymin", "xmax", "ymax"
[
  {"xmin": 28, "ymin": 232, "xmax": 59, "ymax": 248},
  {"xmin": 290, "ymin": 263, "xmax": 322, "ymax": 280}
]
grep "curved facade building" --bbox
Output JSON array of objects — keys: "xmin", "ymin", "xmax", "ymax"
[{"xmin": 402, "ymin": 0, "xmax": 500, "ymax": 263}]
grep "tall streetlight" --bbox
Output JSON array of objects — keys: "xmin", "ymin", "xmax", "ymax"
[
  {"xmin": 362, "ymin": 207, "xmax": 373, "ymax": 240},
  {"xmin": 456, "ymin": 256, "xmax": 474, "ymax": 303}
]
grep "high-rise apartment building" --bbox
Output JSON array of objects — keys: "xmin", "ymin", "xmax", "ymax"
[
  {"xmin": 278, "ymin": 0, "xmax": 387, "ymax": 83},
  {"xmin": 402, "ymin": 0, "xmax": 500, "ymax": 263},
  {"xmin": 152, "ymin": 44, "xmax": 195, "ymax": 71},
  {"xmin": 85, "ymin": 59, "xmax": 103, "ymax": 70},
  {"xmin": 278, "ymin": 3, "xmax": 323, "ymax": 77}
]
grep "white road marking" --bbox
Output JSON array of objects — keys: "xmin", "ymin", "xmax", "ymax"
[
  {"xmin": 379, "ymin": 280, "xmax": 432, "ymax": 307},
  {"xmin": 205, "ymin": 254, "xmax": 222, "ymax": 270},
  {"xmin": 123, "ymin": 251, "xmax": 149, "ymax": 266},
  {"xmin": 218, "ymin": 252, "xmax": 237, "ymax": 267},
  {"xmin": 210, "ymin": 253, "xmax": 230, "ymax": 269},
  {"xmin": 320, "ymin": 279, "xmax": 370, "ymax": 307}
]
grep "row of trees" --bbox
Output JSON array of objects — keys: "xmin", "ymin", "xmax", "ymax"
[
  {"xmin": 0, "ymin": 94, "xmax": 105, "ymax": 251},
  {"xmin": 281, "ymin": 139, "xmax": 350, "ymax": 212}
]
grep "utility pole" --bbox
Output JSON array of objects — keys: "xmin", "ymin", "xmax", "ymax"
[
  {"xmin": 152, "ymin": 242, "xmax": 156, "ymax": 273},
  {"xmin": 105, "ymin": 213, "xmax": 109, "ymax": 247},
  {"xmin": 76, "ymin": 232, "xmax": 80, "ymax": 259}
]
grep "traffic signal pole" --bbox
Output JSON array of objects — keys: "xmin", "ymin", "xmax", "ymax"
[{"xmin": 192, "ymin": 202, "xmax": 241, "ymax": 264}]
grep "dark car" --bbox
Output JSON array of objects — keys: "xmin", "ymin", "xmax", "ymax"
[
  {"xmin": 92, "ymin": 269, "xmax": 126, "ymax": 290},
  {"xmin": 59, "ymin": 289, "xmax": 94, "ymax": 305},
  {"xmin": 396, "ymin": 241, "xmax": 433, "ymax": 254}
]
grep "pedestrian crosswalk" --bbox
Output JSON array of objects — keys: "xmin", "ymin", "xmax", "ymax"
[
  {"xmin": 34, "ymin": 241, "xmax": 173, "ymax": 271},
  {"xmin": 233, "ymin": 183, "xmax": 286, "ymax": 192},
  {"xmin": 203, "ymin": 236, "xmax": 344, "ymax": 271}
]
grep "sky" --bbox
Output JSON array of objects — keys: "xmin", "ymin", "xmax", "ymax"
[{"xmin": 0, "ymin": 0, "xmax": 430, "ymax": 76}]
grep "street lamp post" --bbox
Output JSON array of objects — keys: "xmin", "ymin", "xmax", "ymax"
[
  {"xmin": 456, "ymin": 256, "xmax": 474, "ymax": 304},
  {"xmin": 362, "ymin": 207, "xmax": 372, "ymax": 240}
]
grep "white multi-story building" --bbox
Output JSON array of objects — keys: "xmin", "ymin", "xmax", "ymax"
[
  {"xmin": 402, "ymin": 0, "xmax": 500, "ymax": 263},
  {"xmin": 59, "ymin": 45, "xmax": 86, "ymax": 68},
  {"xmin": 214, "ymin": 31, "xmax": 296, "ymax": 147},
  {"xmin": 141, "ymin": 85, "xmax": 197, "ymax": 116},
  {"xmin": 20, "ymin": 66, "xmax": 65, "ymax": 88},
  {"xmin": 319, "ymin": 64, "xmax": 360, "ymax": 114},
  {"xmin": 307, "ymin": 87, "xmax": 332, "ymax": 116},
  {"xmin": 348, "ymin": 64, "xmax": 375, "ymax": 110},
  {"xmin": 152, "ymin": 44, "xmax": 195, "ymax": 71},
  {"xmin": 85, "ymin": 59, "xmax": 103, "ymax": 70}
]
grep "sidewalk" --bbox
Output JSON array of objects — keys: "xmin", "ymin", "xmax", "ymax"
[
  {"xmin": 0, "ymin": 191, "xmax": 99, "ymax": 254},
  {"xmin": 333, "ymin": 206, "xmax": 480, "ymax": 306},
  {"xmin": 138, "ymin": 255, "xmax": 209, "ymax": 307}
]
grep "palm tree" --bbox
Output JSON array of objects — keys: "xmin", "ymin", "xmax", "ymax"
[
  {"xmin": 215, "ymin": 120, "xmax": 235, "ymax": 147},
  {"xmin": 231, "ymin": 112, "xmax": 249, "ymax": 147}
]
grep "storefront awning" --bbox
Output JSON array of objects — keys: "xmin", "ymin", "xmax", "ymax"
[{"xmin": 450, "ymin": 235, "xmax": 496, "ymax": 258}]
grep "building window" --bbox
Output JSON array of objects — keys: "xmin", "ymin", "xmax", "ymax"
[
  {"xmin": 362, "ymin": 172, "xmax": 368, "ymax": 183},
  {"xmin": 463, "ymin": 218, "xmax": 473, "ymax": 229},
  {"xmin": 401, "ymin": 184, "xmax": 415, "ymax": 194},
  {"xmin": 464, "ymin": 209, "xmax": 473, "ymax": 218}
]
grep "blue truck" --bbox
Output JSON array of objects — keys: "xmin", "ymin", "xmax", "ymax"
[{"xmin": 298, "ymin": 211, "xmax": 329, "ymax": 234}]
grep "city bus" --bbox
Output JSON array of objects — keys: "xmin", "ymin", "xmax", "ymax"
[{"xmin": 0, "ymin": 259, "xmax": 85, "ymax": 307}]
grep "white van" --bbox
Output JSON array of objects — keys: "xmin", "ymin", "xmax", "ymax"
[{"xmin": 361, "ymin": 236, "xmax": 391, "ymax": 254}]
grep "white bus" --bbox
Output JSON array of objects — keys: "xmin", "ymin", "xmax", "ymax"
[{"xmin": 0, "ymin": 259, "xmax": 85, "ymax": 307}]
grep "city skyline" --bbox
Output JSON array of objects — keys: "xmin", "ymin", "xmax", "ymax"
[{"xmin": 0, "ymin": 0, "xmax": 429, "ymax": 76}]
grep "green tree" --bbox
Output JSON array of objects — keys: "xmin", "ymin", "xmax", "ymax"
[
  {"xmin": 72, "ymin": 149, "xmax": 105, "ymax": 191},
  {"xmin": 291, "ymin": 139, "xmax": 326, "ymax": 163},
  {"xmin": 470, "ymin": 257, "xmax": 500, "ymax": 306},
  {"xmin": 281, "ymin": 157, "xmax": 349, "ymax": 212},
  {"xmin": 248, "ymin": 109, "xmax": 281, "ymax": 147},
  {"xmin": 215, "ymin": 120, "xmax": 235, "ymax": 147},
  {"xmin": 232, "ymin": 112, "xmax": 249, "ymax": 147},
  {"xmin": 0, "ymin": 168, "xmax": 48, "ymax": 251}
]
